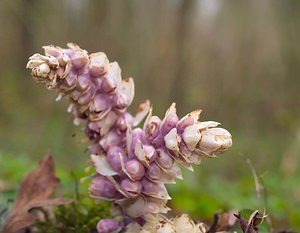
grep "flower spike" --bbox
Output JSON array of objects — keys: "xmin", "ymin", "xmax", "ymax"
[{"xmin": 27, "ymin": 43, "xmax": 232, "ymax": 232}]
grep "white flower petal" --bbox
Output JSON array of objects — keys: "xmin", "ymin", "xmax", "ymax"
[
  {"xmin": 155, "ymin": 222, "xmax": 176, "ymax": 233},
  {"xmin": 142, "ymin": 181, "xmax": 171, "ymax": 200},
  {"xmin": 55, "ymin": 93, "xmax": 64, "ymax": 102},
  {"xmin": 148, "ymin": 173, "xmax": 176, "ymax": 184},
  {"xmin": 106, "ymin": 176, "xmax": 130, "ymax": 198},
  {"xmin": 174, "ymin": 214, "xmax": 197, "ymax": 233},
  {"xmin": 182, "ymin": 124, "xmax": 202, "ymax": 151},
  {"xmin": 133, "ymin": 100, "xmax": 151, "ymax": 127},
  {"xmin": 145, "ymin": 197, "xmax": 170, "ymax": 215},
  {"xmin": 89, "ymin": 52, "xmax": 109, "ymax": 76},
  {"xmin": 198, "ymin": 121, "xmax": 220, "ymax": 130},
  {"xmin": 172, "ymin": 154, "xmax": 194, "ymax": 171},
  {"xmin": 106, "ymin": 62, "xmax": 122, "ymax": 84},
  {"xmin": 99, "ymin": 111, "xmax": 118, "ymax": 136},
  {"xmin": 126, "ymin": 196, "xmax": 147, "ymax": 218},
  {"xmin": 124, "ymin": 222, "xmax": 143, "ymax": 233},
  {"xmin": 135, "ymin": 140, "xmax": 155, "ymax": 167},
  {"xmin": 163, "ymin": 103, "xmax": 176, "ymax": 119},
  {"xmin": 166, "ymin": 162, "xmax": 183, "ymax": 180},
  {"xmin": 126, "ymin": 127, "xmax": 133, "ymax": 153},
  {"xmin": 189, "ymin": 109, "xmax": 202, "ymax": 122},
  {"xmin": 198, "ymin": 127, "xmax": 232, "ymax": 155},
  {"xmin": 91, "ymin": 154, "xmax": 118, "ymax": 176},
  {"xmin": 177, "ymin": 109, "xmax": 202, "ymax": 128},
  {"xmin": 119, "ymin": 77, "xmax": 135, "ymax": 106},
  {"xmin": 185, "ymin": 152, "xmax": 202, "ymax": 165},
  {"xmin": 164, "ymin": 128, "xmax": 179, "ymax": 152},
  {"xmin": 143, "ymin": 106, "xmax": 153, "ymax": 133}
]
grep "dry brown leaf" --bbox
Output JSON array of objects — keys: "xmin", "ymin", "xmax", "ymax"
[
  {"xmin": 207, "ymin": 211, "xmax": 237, "ymax": 233},
  {"xmin": 1, "ymin": 155, "xmax": 72, "ymax": 233},
  {"xmin": 234, "ymin": 210, "xmax": 267, "ymax": 233}
]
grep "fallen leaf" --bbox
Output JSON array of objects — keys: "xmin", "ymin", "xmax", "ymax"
[
  {"xmin": 234, "ymin": 213, "xmax": 256, "ymax": 233},
  {"xmin": 1, "ymin": 155, "xmax": 72, "ymax": 233},
  {"xmin": 234, "ymin": 210, "xmax": 268, "ymax": 233},
  {"xmin": 206, "ymin": 211, "xmax": 237, "ymax": 233}
]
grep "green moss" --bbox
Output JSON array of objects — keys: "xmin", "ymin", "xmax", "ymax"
[{"xmin": 34, "ymin": 195, "xmax": 111, "ymax": 233}]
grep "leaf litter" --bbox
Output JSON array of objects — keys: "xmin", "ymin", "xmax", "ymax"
[{"xmin": 1, "ymin": 155, "xmax": 71, "ymax": 233}]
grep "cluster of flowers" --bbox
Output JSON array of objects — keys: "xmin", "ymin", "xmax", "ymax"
[
  {"xmin": 118, "ymin": 214, "xmax": 208, "ymax": 233},
  {"xmin": 27, "ymin": 44, "xmax": 232, "ymax": 233}
]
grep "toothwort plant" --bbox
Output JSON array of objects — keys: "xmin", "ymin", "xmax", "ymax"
[{"xmin": 27, "ymin": 44, "xmax": 232, "ymax": 233}]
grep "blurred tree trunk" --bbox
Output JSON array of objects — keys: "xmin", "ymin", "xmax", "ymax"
[
  {"xmin": 17, "ymin": 0, "xmax": 36, "ymax": 70},
  {"xmin": 277, "ymin": 1, "xmax": 300, "ymax": 115},
  {"xmin": 169, "ymin": 0, "xmax": 195, "ymax": 111}
]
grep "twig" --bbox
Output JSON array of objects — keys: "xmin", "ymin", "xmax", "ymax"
[{"xmin": 245, "ymin": 157, "xmax": 274, "ymax": 233}]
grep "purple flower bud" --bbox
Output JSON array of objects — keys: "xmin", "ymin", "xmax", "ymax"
[
  {"xmin": 128, "ymin": 128, "xmax": 144, "ymax": 158},
  {"xmin": 97, "ymin": 218, "xmax": 121, "ymax": 233},
  {"xmin": 151, "ymin": 134, "xmax": 164, "ymax": 148},
  {"xmin": 146, "ymin": 162, "xmax": 162, "ymax": 180},
  {"xmin": 143, "ymin": 197, "xmax": 169, "ymax": 215},
  {"xmin": 141, "ymin": 178, "xmax": 170, "ymax": 200},
  {"xmin": 65, "ymin": 72, "xmax": 77, "ymax": 86},
  {"xmin": 69, "ymin": 88, "xmax": 82, "ymax": 101},
  {"xmin": 89, "ymin": 175, "xmax": 120, "ymax": 199},
  {"xmin": 89, "ymin": 52, "xmax": 109, "ymax": 77},
  {"xmin": 161, "ymin": 103, "xmax": 179, "ymax": 136},
  {"xmin": 176, "ymin": 115, "xmax": 194, "ymax": 135},
  {"xmin": 100, "ymin": 129, "xmax": 123, "ymax": 151},
  {"xmin": 77, "ymin": 73, "xmax": 91, "ymax": 90},
  {"xmin": 98, "ymin": 111, "xmax": 119, "ymax": 136},
  {"xmin": 104, "ymin": 62, "xmax": 121, "ymax": 85},
  {"xmin": 124, "ymin": 159, "xmax": 145, "ymax": 181},
  {"xmin": 131, "ymin": 128, "xmax": 144, "ymax": 143},
  {"xmin": 143, "ymin": 145, "xmax": 156, "ymax": 162},
  {"xmin": 156, "ymin": 149, "xmax": 173, "ymax": 169},
  {"xmin": 89, "ymin": 143, "xmax": 101, "ymax": 154},
  {"xmin": 161, "ymin": 113, "xmax": 179, "ymax": 135},
  {"xmin": 134, "ymin": 140, "xmax": 156, "ymax": 167},
  {"xmin": 69, "ymin": 49, "xmax": 89, "ymax": 69},
  {"xmin": 144, "ymin": 116, "xmax": 161, "ymax": 141},
  {"xmin": 111, "ymin": 92, "xmax": 128, "ymax": 113},
  {"xmin": 179, "ymin": 140, "xmax": 192, "ymax": 157},
  {"xmin": 90, "ymin": 93, "xmax": 110, "ymax": 113},
  {"xmin": 120, "ymin": 178, "xmax": 142, "ymax": 198},
  {"xmin": 146, "ymin": 162, "xmax": 175, "ymax": 184},
  {"xmin": 60, "ymin": 72, "xmax": 77, "ymax": 91},
  {"xmin": 78, "ymin": 84, "xmax": 97, "ymax": 105},
  {"xmin": 176, "ymin": 110, "xmax": 202, "ymax": 135},
  {"xmin": 62, "ymin": 46, "xmax": 75, "ymax": 57},
  {"xmin": 107, "ymin": 146, "xmax": 126, "ymax": 171},
  {"xmin": 88, "ymin": 121, "xmax": 101, "ymax": 133},
  {"xmin": 101, "ymin": 76, "xmax": 117, "ymax": 94},
  {"xmin": 43, "ymin": 45, "xmax": 62, "ymax": 58},
  {"xmin": 115, "ymin": 113, "xmax": 133, "ymax": 134}
]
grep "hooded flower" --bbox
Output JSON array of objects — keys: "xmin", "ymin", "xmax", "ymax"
[{"xmin": 27, "ymin": 44, "xmax": 232, "ymax": 233}]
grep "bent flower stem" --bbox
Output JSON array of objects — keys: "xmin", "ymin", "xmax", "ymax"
[{"xmin": 27, "ymin": 43, "xmax": 232, "ymax": 233}]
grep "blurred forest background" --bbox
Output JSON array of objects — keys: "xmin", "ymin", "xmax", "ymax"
[{"xmin": 0, "ymin": 0, "xmax": 300, "ymax": 230}]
